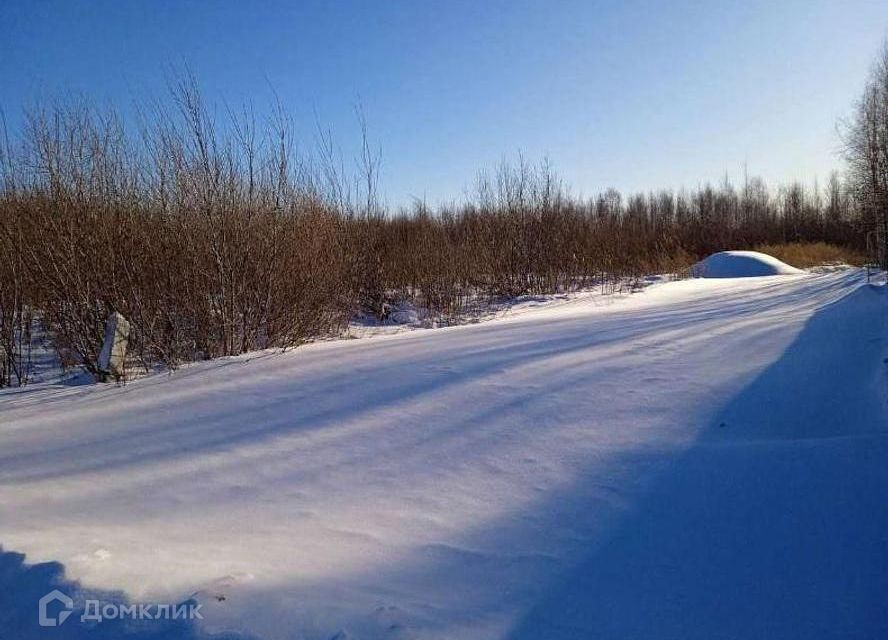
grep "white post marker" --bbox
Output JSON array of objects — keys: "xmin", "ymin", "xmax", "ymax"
[{"xmin": 97, "ymin": 311, "xmax": 130, "ymax": 381}]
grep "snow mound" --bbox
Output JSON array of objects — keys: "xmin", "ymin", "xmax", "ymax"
[{"xmin": 691, "ymin": 250, "xmax": 804, "ymax": 278}]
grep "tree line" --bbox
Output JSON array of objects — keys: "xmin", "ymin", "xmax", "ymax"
[{"xmin": 0, "ymin": 51, "xmax": 883, "ymax": 385}]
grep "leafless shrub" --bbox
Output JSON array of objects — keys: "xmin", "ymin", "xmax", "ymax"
[{"xmin": 0, "ymin": 77, "xmax": 872, "ymax": 385}]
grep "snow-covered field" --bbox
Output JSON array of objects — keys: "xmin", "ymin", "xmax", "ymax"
[{"xmin": 1, "ymin": 268, "xmax": 886, "ymax": 639}]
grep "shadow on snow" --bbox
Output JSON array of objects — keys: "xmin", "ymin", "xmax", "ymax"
[{"xmin": 507, "ymin": 284, "xmax": 888, "ymax": 639}]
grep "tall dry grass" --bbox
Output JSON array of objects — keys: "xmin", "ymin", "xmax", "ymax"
[{"xmin": 754, "ymin": 242, "xmax": 868, "ymax": 268}]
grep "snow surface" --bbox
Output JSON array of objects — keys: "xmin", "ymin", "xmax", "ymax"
[
  {"xmin": 1, "ymin": 269, "xmax": 886, "ymax": 639},
  {"xmin": 691, "ymin": 250, "xmax": 804, "ymax": 278}
]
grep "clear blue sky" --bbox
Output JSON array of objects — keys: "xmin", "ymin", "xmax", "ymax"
[{"xmin": 1, "ymin": 0, "xmax": 886, "ymax": 205}]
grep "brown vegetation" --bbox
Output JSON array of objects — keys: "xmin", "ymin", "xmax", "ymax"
[
  {"xmin": 754, "ymin": 242, "xmax": 868, "ymax": 268},
  {"xmin": 0, "ymin": 77, "xmax": 877, "ymax": 386}
]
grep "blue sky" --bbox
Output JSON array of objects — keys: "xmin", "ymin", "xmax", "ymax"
[{"xmin": 1, "ymin": 0, "xmax": 886, "ymax": 205}]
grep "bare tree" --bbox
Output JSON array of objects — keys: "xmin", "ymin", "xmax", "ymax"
[{"xmin": 843, "ymin": 40, "xmax": 888, "ymax": 268}]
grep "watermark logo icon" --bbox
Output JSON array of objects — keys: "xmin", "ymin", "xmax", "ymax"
[
  {"xmin": 37, "ymin": 589, "xmax": 203, "ymax": 627},
  {"xmin": 39, "ymin": 589, "xmax": 74, "ymax": 627}
]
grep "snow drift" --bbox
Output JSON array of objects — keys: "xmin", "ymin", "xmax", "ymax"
[{"xmin": 691, "ymin": 250, "xmax": 804, "ymax": 278}]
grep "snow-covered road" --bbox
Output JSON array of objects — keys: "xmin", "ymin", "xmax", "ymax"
[{"xmin": 1, "ymin": 269, "xmax": 886, "ymax": 639}]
